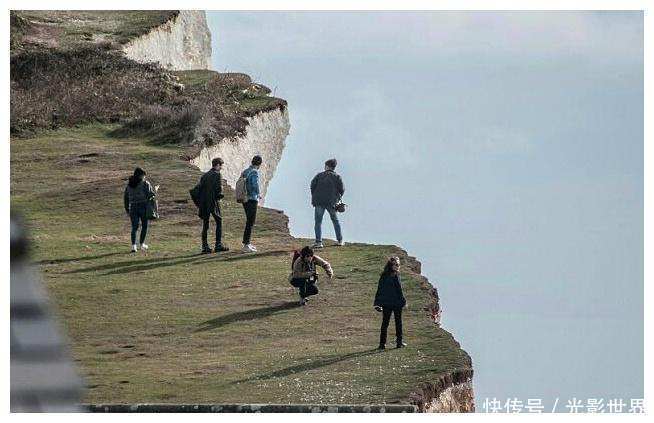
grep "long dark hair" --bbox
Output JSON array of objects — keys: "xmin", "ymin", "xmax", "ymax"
[
  {"xmin": 381, "ymin": 256, "xmax": 400, "ymax": 277},
  {"xmin": 128, "ymin": 167, "xmax": 146, "ymax": 188}
]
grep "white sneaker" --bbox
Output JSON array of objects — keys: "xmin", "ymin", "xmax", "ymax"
[
  {"xmin": 242, "ymin": 244, "xmax": 256, "ymax": 253},
  {"xmin": 131, "ymin": 244, "xmax": 138, "ymax": 253},
  {"xmin": 250, "ymin": 244, "xmax": 258, "ymax": 252},
  {"xmin": 337, "ymin": 240, "xmax": 346, "ymax": 246},
  {"xmin": 140, "ymin": 243, "xmax": 149, "ymax": 251},
  {"xmin": 312, "ymin": 242, "xmax": 324, "ymax": 249}
]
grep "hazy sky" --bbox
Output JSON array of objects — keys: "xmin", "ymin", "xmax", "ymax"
[{"xmin": 207, "ymin": 11, "xmax": 643, "ymax": 409}]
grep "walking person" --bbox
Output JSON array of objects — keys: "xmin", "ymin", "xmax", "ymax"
[
  {"xmin": 289, "ymin": 246, "xmax": 333, "ymax": 305},
  {"xmin": 123, "ymin": 167, "xmax": 157, "ymax": 253},
  {"xmin": 197, "ymin": 157, "xmax": 229, "ymax": 254},
  {"xmin": 310, "ymin": 158, "xmax": 345, "ymax": 248},
  {"xmin": 241, "ymin": 155, "xmax": 262, "ymax": 253},
  {"xmin": 374, "ymin": 256, "xmax": 407, "ymax": 349}
]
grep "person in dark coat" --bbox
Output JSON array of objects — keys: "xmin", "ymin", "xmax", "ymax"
[
  {"xmin": 123, "ymin": 167, "xmax": 157, "ymax": 253},
  {"xmin": 374, "ymin": 256, "xmax": 407, "ymax": 349},
  {"xmin": 310, "ymin": 158, "xmax": 345, "ymax": 248},
  {"xmin": 197, "ymin": 157, "xmax": 229, "ymax": 253}
]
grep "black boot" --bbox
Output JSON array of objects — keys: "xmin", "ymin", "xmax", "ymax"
[
  {"xmin": 201, "ymin": 245, "xmax": 212, "ymax": 254},
  {"xmin": 214, "ymin": 244, "xmax": 229, "ymax": 252},
  {"xmin": 377, "ymin": 344, "xmax": 385, "ymax": 350}
]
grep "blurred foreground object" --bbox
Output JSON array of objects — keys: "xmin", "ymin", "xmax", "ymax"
[{"xmin": 10, "ymin": 214, "xmax": 84, "ymax": 412}]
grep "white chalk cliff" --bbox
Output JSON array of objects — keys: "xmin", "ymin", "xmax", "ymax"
[
  {"xmin": 123, "ymin": 11, "xmax": 211, "ymax": 70},
  {"xmin": 122, "ymin": 10, "xmax": 290, "ymax": 201},
  {"xmin": 190, "ymin": 108, "xmax": 291, "ymax": 202}
]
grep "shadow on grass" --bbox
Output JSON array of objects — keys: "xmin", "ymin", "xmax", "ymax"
[
  {"xmin": 64, "ymin": 248, "xmax": 290, "ymax": 275},
  {"xmin": 64, "ymin": 253, "xmax": 202, "ymax": 274},
  {"xmin": 232, "ymin": 348, "xmax": 382, "ymax": 383},
  {"xmin": 103, "ymin": 249, "xmax": 290, "ymax": 275},
  {"xmin": 216, "ymin": 249, "xmax": 289, "ymax": 263},
  {"xmin": 195, "ymin": 301, "xmax": 301, "ymax": 332},
  {"xmin": 102, "ymin": 254, "xmax": 223, "ymax": 275},
  {"xmin": 35, "ymin": 251, "xmax": 125, "ymax": 265}
]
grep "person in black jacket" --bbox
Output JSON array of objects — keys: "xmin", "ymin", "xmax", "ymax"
[
  {"xmin": 124, "ymin": 167, "xmax": 157, "ymax": 253},
  {"xmin": 374, "ymin": 256, "xmax": 407, "ymax": 349},
  {"xmin": 310, "ymin": 158, "xmax": 345, "ymax": 248},
  {"xmin": 197, "ymin": 157, "xmax": 229, "ymax": 254}
]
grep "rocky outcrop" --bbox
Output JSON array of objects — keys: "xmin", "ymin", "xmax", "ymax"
[
  {"xmin": 409, "ymin": 369, "xmax": 475, "ymax": 413},
  {"xmin": 190, "ymin": 107, "xmax": 291, "ymax": 202},
  {"xmin": 402, "ymin": 253, "xmax": 442, "ymax": 325},
  {"xmin": 123, "ymin": 11, "xmax": 211, "ymax": 70},
  {"xmin": 424, "ymin": 381, "xmax": 475, "ymax": 412}
]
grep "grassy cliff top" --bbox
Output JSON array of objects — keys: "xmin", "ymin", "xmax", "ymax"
[
  {"xmin": 172, "ymin": 69, "xmax": 287, "ymax": 117},
  {"xmin": 10, "ymin": 124, "xmax": 471, "ymax": 405},
  {"xmin": 11, "ymin": 45, "xmax": 286, "ymax": 146},
  {"xmin": 11, "ymin": 10, "xmax": 178, "ymax": 52}
]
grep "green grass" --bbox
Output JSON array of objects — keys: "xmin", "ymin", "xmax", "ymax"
[
  {"xmin": 173, "ymin": 69, "xmax": 286, "ymax": 117},
  {"xmin": 173, "ymin": 70, "xmax": 222, "ymax": 89},
  {"xmin": 10, "ymin": 124, "xmax": 471, "ymax": 405},
  {"xmin": 13, "ymin": 11, "xmax": 178, "ymax": 48}
]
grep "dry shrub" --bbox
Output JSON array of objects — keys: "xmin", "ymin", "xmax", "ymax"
[
  {"xmin": 10, "ymin": 44, "xmax": 181, "ymax": 136},
  {"xmin": 10, "ymin": 43, "xmax": 284, "ymax": 147},
  {"xmin": 110, "ymin": 104, "xmax": 203, "ymax": 145}
]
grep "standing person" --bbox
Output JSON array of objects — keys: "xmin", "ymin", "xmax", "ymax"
[
  {"xmin": 123, "ymin": 167, "xmax": 157, "ymax": 253},
  {"xmin": 374, "ymin": 256, "xmax": 407, "ymax": 349},
  {"xmin": 310, "ymin": 158, "xmax": 345, "ymax": 248},
  {"xmin": 197, "ymin": 157, "xmax": 229, "ymax": 254},
  {"xmin": 289, "ymin": 246, "xmax": 333, "ymax": 305},
  {"xmin": 241, "ymin": 155, "xmax": 262, "ymax": 253}
]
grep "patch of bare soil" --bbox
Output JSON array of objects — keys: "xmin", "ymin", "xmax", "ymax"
[{"xmin": 21, "ymin": 22, "xmax": 62, "ymax": 48}]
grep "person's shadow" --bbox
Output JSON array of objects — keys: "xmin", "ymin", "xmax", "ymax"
[
  {"xmin": 35, "ymin": 251, "xmax": 124, "ymax": 265},
  {"xmin": 64, "ymin": 249, "xmax": 290, "ymax": 276},
  {"xmin": 231, "ymin": 348, "xmax": 382, "ymax": 384},
  {"xmin": 194, "ymin": 301, "xmax": 301, "ymax": 332}
]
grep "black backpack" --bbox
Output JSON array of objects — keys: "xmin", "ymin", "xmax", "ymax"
[{"xmin": 189, "ymin": 184, "xmax": 201, "ymax": 208}]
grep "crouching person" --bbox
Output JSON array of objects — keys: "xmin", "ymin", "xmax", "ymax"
[
  {"xmin": 374, "ymin": 256, "xmax": 407, "ymax": 349},
  {"xmin": 289, "ymin": 246, "xmax": 333, "ymax": 305}
]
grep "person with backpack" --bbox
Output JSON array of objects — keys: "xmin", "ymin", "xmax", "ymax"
[
  {"xmin": 123, "ymin": 167, "xmax": 157, "ymax": 253},
  {"xmin": 310, "ymin": 158, "xmax": 345, "ymax": 249},
  {"xmin": 289, "ymin": 246, "xmax": 333, "ymax": 305},
  {"xmin": 195, "ymin": 157, "xmax": 229, "ymax": 254},
  {"xmin": 374, "ymin": 256, "xmax": 407, "ymax": 349},
  {"xmin": 238, "ymin": 155, "xmax": 262, "ymax": 253}
]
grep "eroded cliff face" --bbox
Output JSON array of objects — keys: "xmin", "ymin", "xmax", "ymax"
[
  {"xmin": 425, "ymin": 381, "xmax": 475, "ymax": 412},
  {"xmin": 190, "ymin": 107, "xmax": 291, "ymax": 202},
  {"xmin": 409, "ymin": 368, "xmax": 475, "ymax": 412},
  {"xmin": 123, "ymin": 11, "xmax": 211, "ymax": 70}
]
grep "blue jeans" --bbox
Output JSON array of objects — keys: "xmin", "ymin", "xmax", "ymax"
[
  {"xmin": 314, "ymin": 205, "xmax": 342, "ymax": 243},
  {"xmin": 129, "ymin": 202, "xmax": 148, "ymax": 245}
]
